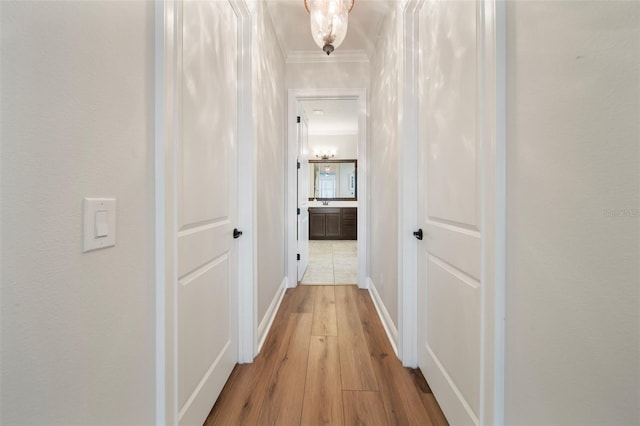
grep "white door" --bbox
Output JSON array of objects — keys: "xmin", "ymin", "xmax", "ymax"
[
  {"xmin": 297, "ymin": 113, "xmax": 310, "ymax": 281},
  {"xmin": 417, "ymin": 2, "xmax": 482, "ymax": 425},
  {"xmin": 177, "ymin": 1, "xmax": 238, "ymax": 424}
]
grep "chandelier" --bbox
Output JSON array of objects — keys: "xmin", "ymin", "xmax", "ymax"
[{"xmin": 304, "ymin": 0, "xmax": 355, "ymax": 56}]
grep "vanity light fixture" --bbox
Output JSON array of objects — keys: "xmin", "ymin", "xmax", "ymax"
[
  {"xmin": 316, "ymin": 153, "xmax": 335, "ymax": 160},
  {"xmin": 304, "ymin": 0, "xmax": 355, "ymax": 55},
  {"xmin": 315, "ymin": 149, "xmax": 336, "ymax": 160}
]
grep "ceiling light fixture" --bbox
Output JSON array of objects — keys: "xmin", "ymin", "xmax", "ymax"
[{"xmin": 304, "ymin": 0, "xmax": 355, "ymax": 56}]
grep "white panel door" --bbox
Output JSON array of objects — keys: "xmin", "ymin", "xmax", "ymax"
[
  {"xmin": 177, "ymin": 1, "xmax": 238, "ymax": 424},
  {"xmin": 297, "ymin": 113, "xmax": 310, "ymax": 281},
  {"xmin": 417, "ymin": 2, "xmax": 482, "ymax": 425}
]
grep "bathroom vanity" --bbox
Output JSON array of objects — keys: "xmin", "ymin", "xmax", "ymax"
[
  {"xmin": 307, "ymin": 159, "xmax": 357, "ymax": 240},
  {"xmin": 309, "ymin": 207, "xmax": 357, "ymax": 240}
]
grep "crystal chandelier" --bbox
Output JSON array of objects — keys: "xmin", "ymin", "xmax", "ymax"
[{"xmin": 304, "ymin": 0, "xmax": 355, "ymax": 55}]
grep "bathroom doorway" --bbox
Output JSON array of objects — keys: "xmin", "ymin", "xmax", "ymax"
[
  {"xmin": 286, "ymin": 89, "xmax": 367, "ymax": 289},
  {"xmin": 299, "ymin": 98, "xmax": 358, "ymax": 285}
]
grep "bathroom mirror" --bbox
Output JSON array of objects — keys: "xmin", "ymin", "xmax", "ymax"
[{"xmin": 308, "ymin": 159, "xmax": 357, "ymax": 200}]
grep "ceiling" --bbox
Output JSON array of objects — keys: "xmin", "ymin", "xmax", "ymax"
[
  {"xmin": 266, "ymin": 0, "xmax": 391, "ymax": 62},
  {"xmin": 299, "ymin": 99, "xmax": 359, "ymax": 135}
]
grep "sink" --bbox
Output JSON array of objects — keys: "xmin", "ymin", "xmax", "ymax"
[{"xmin": 308, "ymin": 200, "xmax": 358, "ymax": 208}]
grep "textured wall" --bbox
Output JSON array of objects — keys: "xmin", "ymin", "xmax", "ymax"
[
  {"xmin": 1, "ymin": 1, "xmax": 155, "ymax": 424},
  {"xmin": 252, "ymin": 1, "xmax": 288, "ymax": 324},
  {"xmin": 505, "ymin": 2, "xmax": 640, "ymax": 424},
  {"xmin": 368, "ymin": 5, "xmax": 399, "ymax": 329}
]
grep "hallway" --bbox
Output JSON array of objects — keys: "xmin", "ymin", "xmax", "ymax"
[
  {"xmin": 204, "ymin": 285, "xmax": 447, "ymax": 425},
  {"xmin": 2, "ymin": 1, "xmax": 638, "ymax": 424}
]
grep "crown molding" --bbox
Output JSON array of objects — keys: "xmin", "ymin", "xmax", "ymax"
[{"xmin": 286, "ymin": 49, "xmax": 370, "ymax": 64}]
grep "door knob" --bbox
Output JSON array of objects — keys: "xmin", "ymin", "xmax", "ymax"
[
  {"xmin": 413, "ymin": 228, "xmax": 423, "ymax": 240},
  {"xmin": 233, "ymin": 228, "xmax": 243, "ymax": 239}
]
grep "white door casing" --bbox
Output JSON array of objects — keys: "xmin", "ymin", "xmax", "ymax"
[
  {"xmin": 286, "ymin": 89, "xmax": 368, "ymax": 289},
  {"xmin": 413, "ymin": 1, "xmax": 505, "ymax": 425},
  {"xmin": 297, "ymin": 113, "xmax": 310, "ymax": 281}
]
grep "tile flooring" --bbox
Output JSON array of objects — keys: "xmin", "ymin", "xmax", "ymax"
[{"xmin": 301, "ymin": 240, "xmax": 358, "ymax": 285}]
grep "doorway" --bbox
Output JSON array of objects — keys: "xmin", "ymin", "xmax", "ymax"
[
  {"xmin": 286, "ymin": 89, "xmax": 367, "ymax": 289},
  {"xmin": 299, "ymin": 98, "xmax": 359, "ymax": 285}
]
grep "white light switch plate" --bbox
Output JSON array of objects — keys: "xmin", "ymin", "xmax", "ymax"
[{"xmin": 83, "ymin": 198, "xmax": 116, "ymax": 252}]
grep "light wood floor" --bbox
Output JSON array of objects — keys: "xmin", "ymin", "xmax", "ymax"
[{"xmin": 204, "ymin": 285, "xmax": 448, "ymax": 426}]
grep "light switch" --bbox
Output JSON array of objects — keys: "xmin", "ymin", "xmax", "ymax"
[
  {"xmin": 83, "ymin": 198, "xmax": 116, "ymax": 252},
  {"xmin": 94, "ymin": 210, "xmax": 109, "ymax": 237}
]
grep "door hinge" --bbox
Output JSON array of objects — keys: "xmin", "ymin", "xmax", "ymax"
[
  {"xmin": 297, "ymin": 208, "xmax": 300, "ymax": 215},
  {"xmin": 297, "ymin": 161, "xmax": 301, "ymax": 169},
  {"xmin": 296, "ymin": 116, "xmax": 301, "ymax": 123},
  {"xmin": 297, "ymin": 253, "xmax": 301, "ymax": 261}
]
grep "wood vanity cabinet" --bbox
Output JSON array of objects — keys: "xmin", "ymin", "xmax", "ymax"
[{"xmin": 309, "ymin": 207, "xmax": 357, "ymax": 240}]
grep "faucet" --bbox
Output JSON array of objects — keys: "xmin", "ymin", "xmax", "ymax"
[{"xmin": 322, "ymin": 200, "xmax": 330, "ymax": 206}]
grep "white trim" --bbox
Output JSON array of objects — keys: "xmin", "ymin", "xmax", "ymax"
[
  {"xmin": 256, "ymin": 278, "xmax": 288, "ymax": 353},
  {"xmin": 367, "ymin": 278, "xmax": 399, "ymax": 357},
  {"xmin": 493, "ymin": 2, "xmax": 506, "ymax": 421},
  {"xmin": 286, "ymin": 88, "xmax": 368, "ymax": 290},
  {"xmin": 156, "ymin": 0, "xmax": 180, "ymax": 423},
  {"xmin": 154, "ymin": 2, "xmax": 172, "ymax": 424},
  {"xmin": 478, "ymin": 0, "xmax": 506, "ymax": 424},
  {"xmin": 286, "ymin": 50, "xmax": 370, "ymax": 64},
  {"xmin": 229, "ymin": 0, "xmax": 257, "ymax": 365},
  {"xmin": 397, "ymin": 0, "xmax": 423, "ymax": 369}
]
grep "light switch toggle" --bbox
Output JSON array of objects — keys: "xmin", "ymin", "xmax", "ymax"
[
  {"xmin": 95, "ymin": 210, "xmax": 109, "ymax": 238},
  {"xmin": 83, "ymin": 198, "xmax": 116, "ymax": 252}
]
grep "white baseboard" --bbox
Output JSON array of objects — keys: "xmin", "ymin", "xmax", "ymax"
[
  {"xmin": 256, "ymin": 277, "xmax": 287, "ymax": 354},
  {"xmin": 367, "ymin": 277, "xmax": 399, "ymax": 357}
]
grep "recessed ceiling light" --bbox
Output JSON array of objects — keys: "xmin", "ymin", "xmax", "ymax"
[{"xmin": 313, "ymin": 109, "xmax": 325, "ymax": 116}]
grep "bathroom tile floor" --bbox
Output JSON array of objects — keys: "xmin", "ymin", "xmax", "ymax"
[{"xmin": 301, "ymin": 240, "xmax": 358, "ymax": 285}]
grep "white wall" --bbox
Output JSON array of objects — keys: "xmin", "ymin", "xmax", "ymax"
[
  {"xmin": 505, "ymin": 2, "xmax": 640, "ymax": 424},
  {"xmin": 1, "ymin": 1, "xmax": 155, "ymax": 424},
  {"xmin": 252, "ymin": 1, "xmax": 288, "ymax": 324},
  {"xmin": 308, "ymin": 134, "xmax": 358, "ymax": 159},
  {"xmin": 368, "ymin": 5, "xmax": 400, "ymax": 330},
  {"xmin": 287, "ymin": 61, "xmax": 370, "ymax": 90}
]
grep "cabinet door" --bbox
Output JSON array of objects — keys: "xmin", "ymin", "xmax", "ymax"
[
  {"xmin": 309, "ymin": 212, "xmax": 326, "ymax": 239},
  {"xmin": 325, "ymin": 213, "xmax": 341, "ymax": 238}
]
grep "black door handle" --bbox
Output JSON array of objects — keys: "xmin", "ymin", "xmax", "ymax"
[
  {"xmin": 233, "ymin": 228, "xmax": 243, "ymax": 239},
  {"xmin": 413, "ymin": 229, "xmax": 423, "ymax": 240}
]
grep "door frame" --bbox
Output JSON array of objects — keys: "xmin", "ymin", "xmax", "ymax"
[
  {"xmin": 286, "ymin": 88, "xmax": 368, "ymax": 288},
  {"xmin": 154, "ymin": 0, "xmax": 255, "ymax": 423},
  {"xmin": 397, "ymin": 0, "xmax": 506, "ymax": 424},
  {"xmin": 296, "ymin": 112, "xmax": 310, "ymax": 281}
]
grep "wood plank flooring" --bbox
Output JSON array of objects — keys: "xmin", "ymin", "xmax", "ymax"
[{"xmin": 204, "ymin": 285, "xmax": 448, "ymax": 426}]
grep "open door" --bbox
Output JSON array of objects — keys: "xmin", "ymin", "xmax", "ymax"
[
  {"xmin": 297, "ymin": 113, "xmax": 310, "ymax": 281},
  {"xmin": 417, "ymin": 1, "xmax": 484, "ymax": 425},
  {"xmin": 175, "ymin": 1, "xmax": 239, "ymax": 424}
]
